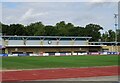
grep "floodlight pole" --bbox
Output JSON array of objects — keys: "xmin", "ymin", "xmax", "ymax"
[{"xmin": 114, "ymin": 14, "xmax": 118, "ymax": 52}]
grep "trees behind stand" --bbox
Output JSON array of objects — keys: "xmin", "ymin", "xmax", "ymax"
[{"xmin": 1, "ymin": 21, "xmax": 119, "ymax": 42}]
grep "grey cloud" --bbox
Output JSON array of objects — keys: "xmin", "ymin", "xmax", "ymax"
[{"xmin": 2, "ymin": 2, "xmax": 118, "ymax": 32}]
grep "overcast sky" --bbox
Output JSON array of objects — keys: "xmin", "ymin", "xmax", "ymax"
[{"xmin": 1, "ymin": 0, "xmax": 119, "ymax": 33}]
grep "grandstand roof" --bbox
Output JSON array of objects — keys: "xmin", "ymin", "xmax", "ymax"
[
  {"xmin": 5, "ymin": 45, "xmax": 103, "ymax": 47},
  {"xmin": 1, "ymin": 36, "xmax": 92, "ymax": 40},
  {"xmin": 89, "ymin": 42, "xmax": 120, "ymax": 45}
]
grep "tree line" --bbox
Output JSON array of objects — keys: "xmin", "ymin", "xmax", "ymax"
[{"xmin": 1, "ymin": 21, "xmax": 120, "ymax": 42}]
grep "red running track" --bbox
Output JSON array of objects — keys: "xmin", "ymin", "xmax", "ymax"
[{"xmin": 1, "ymin": 66, "xmax": 119, "ymax": 82}]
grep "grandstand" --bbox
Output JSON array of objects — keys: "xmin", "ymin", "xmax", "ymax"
[{"xmin": 0, "ymin": 36, "xmax": 120, "ymax": 56}]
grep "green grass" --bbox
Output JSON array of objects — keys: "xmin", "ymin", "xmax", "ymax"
[{"xmin": 2, "ymin": 55, "xmax": 119, "ymax": 70}]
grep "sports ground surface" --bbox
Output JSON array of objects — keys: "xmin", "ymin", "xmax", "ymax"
[
  {"xmin": 2, "ymin": 55, "xmax": 118, "ymax": 69},
  {"xmin": 1, "ymin": 55, "xmax": 119, "ymax": 82}
]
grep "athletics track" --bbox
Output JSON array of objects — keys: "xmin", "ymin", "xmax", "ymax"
[{"xmin": 1, "ymin": 66, "xmax": 119, "ymax": 82}]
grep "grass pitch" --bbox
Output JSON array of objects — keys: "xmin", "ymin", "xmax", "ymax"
[{"xmin": 2, "ymin": 55, "xmax": 118, "ymax": 70}]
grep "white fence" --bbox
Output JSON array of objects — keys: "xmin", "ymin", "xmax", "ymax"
[{"xmin": 0, "ymin": 52, "xmax": 120, "ymax": 57}]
